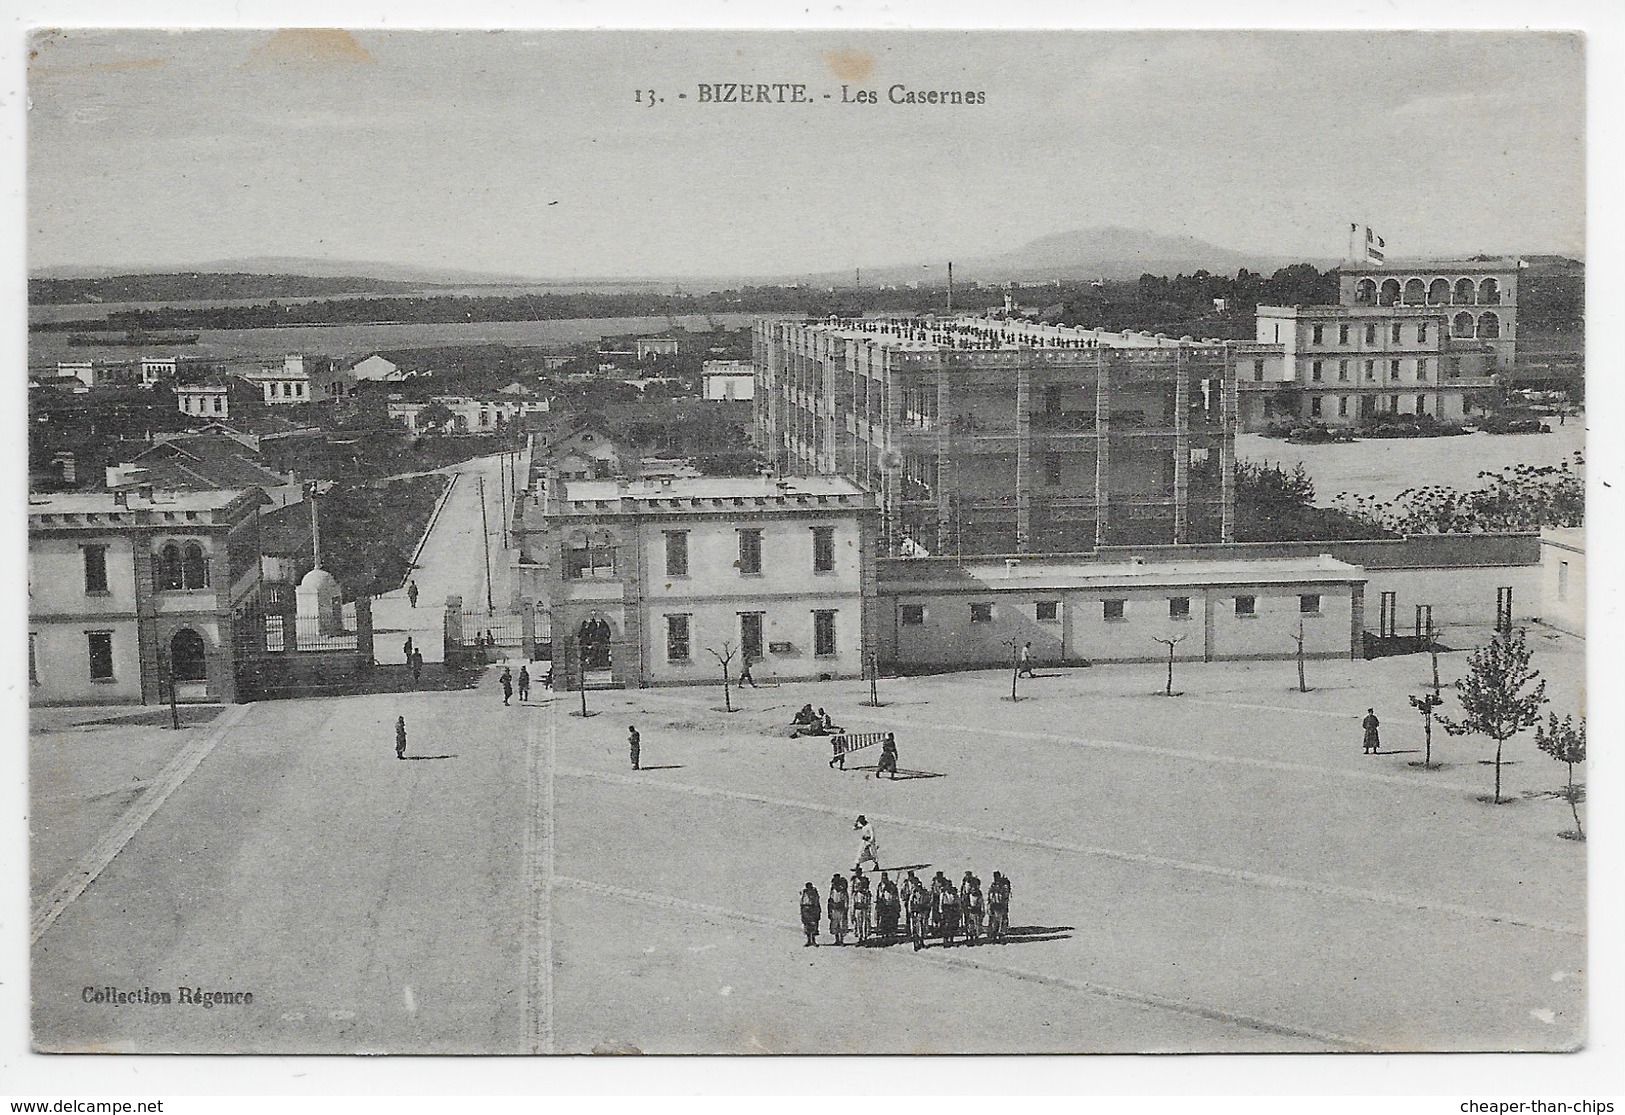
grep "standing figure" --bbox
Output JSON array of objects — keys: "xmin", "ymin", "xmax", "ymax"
[
  {"xmin": 517, "ymin": 665, "xmax": 531, "ymax": 703},
  {"xmin": 852, "ymin": 871, "xmax": 873, "ymax": 945},
  {"xmin": 395, "ymin": 716, "xmax": 408, "ymax": 760},
  {"xmin": 908, "ymin": 880, "xmax": 932, "ymax": 951},
  {"xmin": 799, "ymin": 883, "xmax": 822, "ymax": 947},
  {"xmin": 826, "ymin": 874, "xmax": 849, "ymax": 946},
  {"xmin": 500, "ymin": 666, "xmax": 513, "ymax": 706},
  {"xmin": 1362, "ymin": 708, "xmax": 1382, "ymax": 755},
  {"xmin": 928, "ymin": 871, "xmax": 949, "ymax": 936},
  {"xmin": 403, "ymin": 636, "xmax": 414, "ymax": 665},
  {"xmin": 854, "ymin": 815, "xmax": 880, "ymax": 872},
  {"xmin": 961, "ymin": 873, "xmax": 984, "ymax": 946},
  {"xmin": 1018, "ymin": 641, "xmax": 1035, "ymax": 678},
  {"xmin": 406, "ymin": 578, "xmax": 419, "ymax": 608},
  {"xmin": 938, "ymin": 880, "xmax": 961, "ymax": 947},
  {"xmin": 877, "ymin": 872, "xmax": 900, "ymax": 942},
  {"xmin": 739, "ymin": 654, "xmax": 758, "ymax": 688},
  {"xmin": 900, "ymin": 871, "xmax": 922, "ymax": 944},
  {"xmin": 876, "ymin": 733, "xmax": 899, "ymax": 780},
  {"xmin": 829, "ymin": 734, "xmax": 846, "ymax": 770},
  {"xmin": 411, "ymin": 649, "xmax": 424, "ymax": 686},
  {"xmin": 628, "ymin": 724, "xmax": 641, "ymax": 770},
  {"xmin": 987, "ymin": 871, "xmax": 1012, "ymax": 943}
]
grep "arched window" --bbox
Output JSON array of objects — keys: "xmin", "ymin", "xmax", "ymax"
[
  {"xmin": 1454, "ymin": 278, "xmax": 1476, "ymax": 305},
  {"xmin": 1452, "ymin": 312, "xmax": 1476, "ymax": 339},
  {"xmin": 157, "ymin": 543, "xmax": 184, "ymax": 591},
  {"xmin": 1477, "ymin": 312, "xmax": 1501, "ymax": 340},
  {"xmin": 182, "ymin": 543, "xmax": 209, "ymax": 589},
  {"xmin": 1379, "ymin": 279, "xmax": 1401, "ymax": 306},
  {"xmin": 1404, "ymin": 278, "xmax": 1426, "ymax": 305},
  {"xmin": 170, "ymin": 628, "xmax": 207, "ymax": 682},
  {"xmin": 1354, "ymin": 279, "xmax": 1377, "ymax": 305},
  {"xmin": 1428, "ymin": 278, "xmax": 1450, "ymax": 304},
  {"xmin": 1478, "ymin": 278, "xmax": 1501, "ymax": 305}
]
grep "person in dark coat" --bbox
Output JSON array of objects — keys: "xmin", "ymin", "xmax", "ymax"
[
  {"xmin": 826, "ymin": 874, "xmax": 849, "ymax": 946},
  {"xmin": 403, "ymin": 636, "xmax": 414, "ymax": 665},
  {"xmin": 876, "ymin": 733, "xmax": 899, "ymax": 780},
  {"xmin": 406, "ymin": 579, "xmax": 419, "ymax": 608},
  {"xmin": 908, "ymin": 881, "xmax": 932, "ymax": 951},
  {"xmin": 395, "ymin": 716, "xmax": 407, "ymax": 760},
  {"xmin": 739, "ymin": 653, "xmax": 758, "ymax": 688},
  {"xmin": 799, "ymin": 883, "xmax": 822, "ymax": 947},
  {"xmin": 517, "ymin": 665, "xmax": 531, "ymax": 703},
  {"xmin": 876, "ymin": 872, "xmax": 900, "ymax": 942},
  {"xmin": 411, "ymin": 649, "xmax": 423, "ymax": 686},
  {"xmin": 628, "ymin": 724, "xmax": 641, "ymax": 770},
  {"xmin": 500, "ymin": 666, "xmax": 513, "ymax": 706},
  {"xmin": 1362, "ymin": 708, "xmax": 1382, "ymax": 754}
]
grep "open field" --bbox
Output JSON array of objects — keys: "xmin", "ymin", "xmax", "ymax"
[{"xmin": 30, "ymin": 625, "xmax": 1586, "ymax": 1054}]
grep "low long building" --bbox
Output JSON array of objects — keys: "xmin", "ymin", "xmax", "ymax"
[{"xmin": 877, "ymin": 553, "xmax": 1366, "ymax": 669}]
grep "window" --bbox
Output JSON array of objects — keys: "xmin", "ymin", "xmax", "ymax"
[
  {"xmin": 1310, "ymin": 396, "xmax": 1322, "ymax": 418},
  {"xmin": 1417, "ymin": 394, "xmax": 1428, "ymax": 415},
  {"xmin": 182, "ymin": 543, "xmax": 208, "ymax": 589},
  {"xmin": 1338, "ymin": 324, "xmax": 1350, "ymax": 344},
  {"xmin": 740, "ymin": 612, "xmax": 765, "ymax": 660},
  {"xmin": 1417, "ymin": 323, "xmax": 1429, "ymax": 343},
  {"xmin": 87, "ymin": 632, "xmax": 114, "ymax": 680},
  {"xmin": 665, "ymin": 614, "xmax": 691, "ymax": 662},
  {"xmin": 664, "ymin": 530, "xmax": 689, "ymax": 577},
  {"xmin": 1390, "ymin": 323, "xmax": 1402, "ymax": 344},
  {"xmin": 29, "ymin": 633, "xmax": 38, "ymax": 685},
  {"xmin": 1311, "ymin": 361, "xmax": 1323, "ymax": 382},
  {"xmin": 1311, "ymin": 324, "xmax": 1324, "ymax": 345},
  {"xmin": 738, "ymin": 529, "xmax": 762, "ymax": 575},
  {"xmin": 813, "ymin": 610, "xmax": 838, "ymax": 657},
  {"xmin": 1364, "ymin": 324, "xmax": 1376, "ymax": 345},
  {"xmin": 1337, "ymin": 360, "xmax": 1349, "ymax": 382},
  {"xmin": 812, "ymin": 526, "xmax": 835, "ymax": 572},
  {"xmin": 1338, "ymin": 397, "xmax": 1349, "ymax": 417},
  {"xmin": 1390, "ymin": 394, "xmax": 1401, "ymax": 412},
  {"xmin": 212, "ymin": 396, "xmax": 223, "ymax": 414},
  {"xmin": 1253, "ymin": 361, "xmax": 1265, "ymax": 382},
  {"xmin": 1103, "ymin": 599, "xmax": 1126, "ymax": 621},
  {"xmin": 1300, "ymin": 594, "xmax": 1321, "ymax": 614},
  {"xmin": 1169, "ymin": 596, "xmax": 1190, "ymax": 619},
  {"xmin": 970, "ymin": 603, "xmax": 993, "ymax": 623},
  {"xmin": 900, "ymin": 604, "xmax": 925, "ymax": 626},
  {"xmin": 1417, "ymin": 359, "xmax": 1429, "ymax": 381},
  {"xmin": 1390, "ymin": 359, "xmax": 1401, "ymax": 381},
  {"xmin": 1234, "ymin": 595, "xmax": 1256, "ymax": 617},
  {"xmin": 1364, "ymin": 360, "xmax": 1376, "ymax": 382},
  {"xmin": 1036, "ymin": 600, "xmax": 1059, "ymax": 622},
  {"xmin": 82, "ymin": 545, "xmax": 109, "ymax": 595}
]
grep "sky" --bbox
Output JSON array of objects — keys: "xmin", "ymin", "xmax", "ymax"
[{"xmin": 25, "ymin": 28, "xmax": 1586, "ymax": 279}]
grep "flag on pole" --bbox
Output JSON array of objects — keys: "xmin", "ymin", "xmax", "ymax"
[{"xmin": 1349, "ymin": 223, "xmax": 1387, "ymax": 264}]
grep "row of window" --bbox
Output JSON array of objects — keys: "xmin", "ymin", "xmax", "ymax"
[
  {"xmin": 1352, "ymin": 277, "xmax": 1502, "ymax": 306},
  {"xmin": 1301, "ymin": 312, "xmax": 1502, "ymax": 351},
  {"xmin": 1257, "ymin": 357, "xmax": 1467, "ymax": 385},
  {"xmin": 663, "ymin": 526, "xmax": 836, "ymax": 578},
  {"xmin": 664, "ymin": 609, "xmax": 839, "ymax": 663},
  {"xmin": 901, "ymin": 595, "xmax": 1322, "ymax": 625},
  {"xmin": 79, "ymin": 543, "xmax": 211, "ymax": 595},
  {"xmin": 30, "ymin": 629, "xmax": 211, "ymax": 685}
]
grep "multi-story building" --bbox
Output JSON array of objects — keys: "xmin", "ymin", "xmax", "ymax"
[
  {"xmin": 754, "ymin": 316, "xmax": 1239, "ymax": 556},
  {"xmin": 702, "ymin": 359, "xmax": 756, "ymax": 401},
  {"xmin": 239, "ymin": 354, "xmax": 355, "ymax": 405},
  {"xmin": 1247, "ymin": 304, "xmax": 1498, "ymax": 428},
  {"xmin": 1338, "ymin": 258, "xmax": 1519, "ymax": 372},
  {"xmin": 27, "ymin": 488, "xmax": 267, "ymax": 706},
  {"xmin": 175, "ymin": 378, "xmax": 260, "ymax": 419},
  {"xmin": 515, "ymin": 474, "xmax": 878, "ymax": 689},
  {"xmin": 388, "ymin": 394, "xmax": 548, "ymax": 435}
]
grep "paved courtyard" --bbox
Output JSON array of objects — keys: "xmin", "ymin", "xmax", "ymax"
[{"xmin": 29, "ymin": 625, "xmax": 1586, "ymax": 1055}]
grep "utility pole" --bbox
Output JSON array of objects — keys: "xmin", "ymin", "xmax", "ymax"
[
  {"xmin": 307, "ymin": 481, "xmax": 321, "ymax": 570},
  {"xmin": 478, "ymin": 474, "xmax": 494, "ymax": 615},
  {"xmin": 1003, "ymin": 636, "xmax": 1020, "ymax": 702},
  {"xmin": 578, "ymin": 640, "xmax": 589, "ymax": 718},
  {"xmin": 499, "ymin": 453, "xmax": 509, "ymax": 549},
  {"xmin": 164, "ymin": 652, "xmax": 180, "ymax": 730}
]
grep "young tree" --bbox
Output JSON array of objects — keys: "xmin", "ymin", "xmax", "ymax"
[
  {"xmin": 1152, "ymin": 634, "xmax": 1185, "ymax": 696},
  {"xmin": 1290, "ymin": 618, "xmax": 1308, "ymax": 693},
  {"xmin": 707, "ymin": 641, "xmax": 737, "ymax": 713},
  {"xmin": 1535, "ymin": 713, "xmax": 1587, "ymax": 840},
  {"xmin": 1440, "ymin": 628, "xmax": 1548, "ymax": 804},
  {"xmin": 1407, "ymin": 626, "xmax": 1445, "ymax": 768}
]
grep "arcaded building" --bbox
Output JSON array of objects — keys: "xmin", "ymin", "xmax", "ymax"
[
  {"xmin": 1337, "ymin": 258, "xmax": 1520, "ymax": 372},
  {"xmin": 753, "ymin": 317, "xmax": 1238, "ymax": 557}
]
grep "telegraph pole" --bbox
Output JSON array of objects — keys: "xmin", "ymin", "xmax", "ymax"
[
  {"xmin": 478, "ymin": 474, "xmax": 494, "ymax": 615},
  {"xmin": 307, "ymin": 481, "xmax": 321, "ymax": 569}
]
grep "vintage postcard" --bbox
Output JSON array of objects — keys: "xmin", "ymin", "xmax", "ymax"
[{"xmin": 21, "ymin": 25, "xmax": 1588, "ymax": 1061}]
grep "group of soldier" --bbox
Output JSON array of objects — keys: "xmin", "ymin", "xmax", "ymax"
[{"xmin": 799, "ymin": 868, "xmax": 1012, "ymax": 951}]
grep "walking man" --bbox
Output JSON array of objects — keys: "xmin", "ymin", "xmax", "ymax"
[
  {"xmin": 909, "ymin": 881, "xmax": 932, "ymax": 951},
  {"xmin": 628, "ymin": 724, "xmax": 641, "ymax": 770},
  {"xmin": 799, "ymin": 882, "xmax": 822, "ymax": 947},
  {"xmin": 403, "ymin": 636, "xmax": 414, "ymax": 665},
  {"xmin": 1018, "ymin": 641, "xmax": 1035, "ymax": 678},
  {"xmin": 826, "ymin": 874, "xmax": 849, "ymax": 946},
  {"xmin": 988, "ymin": 871, "xmax": 1012, "ymax": 943},
  {"xmin": 876, "ymin": 733, "xmax": 899, "ymax": 780},
  {"xmin": 854, "ymin": 815, "xmax": 880, "ymax": 872},
  {"xmin": 739, "ymin": 653, "xmax": 758, "ymax": 688},
  {"xmin": 407, "ymin": 578, "xmax": 419, "ymax": 608},
  {"xmin": 500, "ymin": 666, "xmax": 513, "ymax": 706},
  {"xmin": 963, "ymin": 874, "xmax": 985, "ymax": 946},
  {"xmin": 517, "ymin": 665, "xmax": 531, "ymax": 703},
  {"xmin": 395, "ymin": 716, "xmax": 408, "ymax": 761},
  {"xmin": 1362, "ymin": 708, "xmax": 1382, "ymax": 755},
  {"xmin": 411, "ymin": 649, "xmax": 423, "ymax": 687}
]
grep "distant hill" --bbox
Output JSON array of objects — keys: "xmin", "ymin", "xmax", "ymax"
[
  {"xmin": 30, "ymin": 256, "xmax": 542, "ymax": 286},
  {"xmin": 29, "ymin": 271, "xmax": 432, "ymax": 306}
]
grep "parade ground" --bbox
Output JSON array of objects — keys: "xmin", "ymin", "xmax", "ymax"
[{"xmin": 28, "ymin": 624, "xmax": 1586, "ymax": 1055}]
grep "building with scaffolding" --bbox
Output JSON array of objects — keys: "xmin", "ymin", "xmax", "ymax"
[{"xmin": 753, "ymin": 316, "xmax": 1238, "ymax": 556}]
